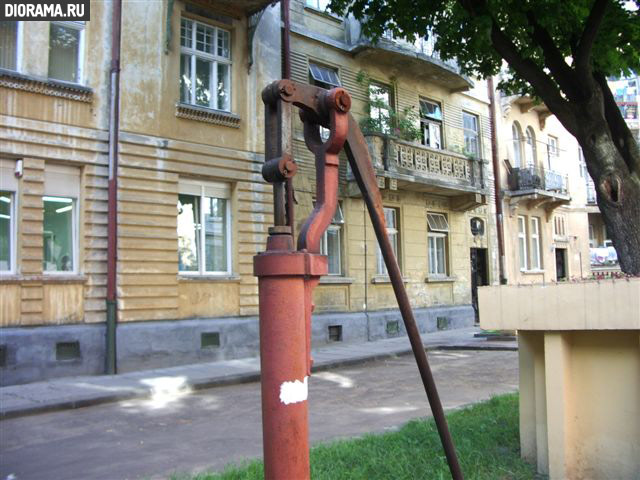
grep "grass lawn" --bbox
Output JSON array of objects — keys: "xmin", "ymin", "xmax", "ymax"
[{"xmin": 174, "ymin": 393, "xmax": 537, "ymax": 480}]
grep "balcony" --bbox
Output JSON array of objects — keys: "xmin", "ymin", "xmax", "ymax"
[
  {"xmin": 505, "ymin": 166, "xmax": 570, "ymax": 215},
  {"xmin": 348, "ymin": 26, "xmax": 472, "ymax": 92},
  {"xmin": 348, "ymin": 133, "xmax": 488, "ymax": 211}
]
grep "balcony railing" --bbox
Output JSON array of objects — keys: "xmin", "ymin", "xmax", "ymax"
[
  {"xmin": 381, "ymin": 31, "xmax": 460, "ymax": 71},
  {"xmin": 364, "ymin": 134, "xmax": 485, "ymax": 192},
  {"xmin": 508, "ymin": 166, "xmax": 568, "ymax": 195}
]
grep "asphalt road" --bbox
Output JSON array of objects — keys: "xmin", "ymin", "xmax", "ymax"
[{"xmin": 0, "ymin": 350, "xmax": 518, "ymax": 480}]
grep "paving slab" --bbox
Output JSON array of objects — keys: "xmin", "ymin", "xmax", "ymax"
[{"xmin": 0, "ymin": 326, "xmax": 516, "ymax": 419}]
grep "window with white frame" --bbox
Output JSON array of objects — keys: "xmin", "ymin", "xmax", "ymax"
[
  {"xmin": 48, "ymin": 21, "xmax": 85, "ymax": 83},
  {"xmin": 177, "ymin": 181, "xmax": 231, "ymax": 275},
  {"xmin": 512, "ymin": 122, "xmax": 523, "ymax": 168},
  {"xmin": 320, "ymin": 203, "xmax": 344, "ymax": 275},
  {"xmin": 180, "ymin": 17, "xmax": 232, "ymax": 112},
  {"xmin": 518, "ymin": 215, "xmax": 528, "ymax": 271},
  {"xmin": 369, "ymin": 82, "xmax": 393, "ymax": 134},
  {"xmin": 578, "ymin": 147, "xmax": 588, "ymax": 178},
  {"xmin": 427, "ymin": 213, "xmax": 449, "ymax": 276},
  {"xmin": 0, "ymin": 160, "xmax": 18, "ymax": 273},
  {"xmin": 462, "ymin": 111, "xmax": 479, "ymax": 158},
  {"xmin": 420, "ymin": 99, "xmax": 443, "ymax": 150},
  {"xmin": 553, "ymin": 215, "xmax": 566, "ymax": 238},
  {"xmin": 0, "ymin": 21, "xmax": 21, "ymax": 71},
  {"xmin": 530, "ymin": 217, "xmax": 542, "ymax": 270},
  {"xmin": 306, "ymin": 0, "xmax": 331, "ymax": 11},
  {"xmin": 43, "ymin": 165, "xmax": 80, "ymax": 273},
  {"xmin": 525, "ymin": 127, "xmax": 537, "ymax": 168},
  {"xmin": 309, "ymin": 63, "xmax": 340, "ymax": 140},
  {"xmin": 377, "ymin": 207, "xmax": 398, "ymax": 275}
]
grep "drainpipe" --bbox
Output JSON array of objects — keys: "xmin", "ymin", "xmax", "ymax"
[
  {"xmin": 487, "ymin": 76, "xmax": 507, "ymax": 284},
  {"xmin": 106, "ymin": 0, "xmax": 122, "ymax": 374}
]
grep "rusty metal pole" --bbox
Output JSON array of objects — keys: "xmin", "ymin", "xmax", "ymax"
[
  {"xmin": 257, "ymin": 82, "xmax": 349, "ymax": 480},
  {"xmin": 254, "ymin": 235, "xmax": 326, "ymax": 480}
]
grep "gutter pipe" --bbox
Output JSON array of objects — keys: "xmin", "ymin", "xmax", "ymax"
[
  {"xmin": 487, "ymin": 76, "xmax": 507, "ymax": 284},
  {"xmin": 106, "ymin": 0, "xmax": 122, "ymax": 374}
]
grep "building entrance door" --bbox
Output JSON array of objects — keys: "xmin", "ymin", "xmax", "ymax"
[
  {"xmin": 556, "ymin": 248, "xmax": 567, "ymax": 281},
  {"xmin": 470, "ymin": 248, "xmax": 489, "ymax": 323}
]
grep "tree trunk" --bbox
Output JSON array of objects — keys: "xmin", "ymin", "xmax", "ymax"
[{"xmin": 576, "ymin": 95, "xmax": 640, "ymax": 275}]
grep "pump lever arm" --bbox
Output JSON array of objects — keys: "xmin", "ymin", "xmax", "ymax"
[{"xmin": 342, "ymin": 115, "xmax": 464, "ymax": 480}]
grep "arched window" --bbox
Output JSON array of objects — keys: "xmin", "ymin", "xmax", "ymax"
[
  {"xmin": 525, "ymin": 127, "xmax": 536, "ymax": 168},
  {"xmin": 512, "ymin": 122, "xmax": 523, "ymax": 167}
]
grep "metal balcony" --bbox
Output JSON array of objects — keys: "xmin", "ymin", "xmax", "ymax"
[
  {"xmin": 509, "ymin": 166, "xmax": 568, "ymax": 195},
  {"xmin": 505, "ymin": 166, "xmax": 570, "ymax": 213}
]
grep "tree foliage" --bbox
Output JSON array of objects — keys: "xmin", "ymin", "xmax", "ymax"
[
  {"xmin": 329, "ymin": 0, "xmax": 640, "ymax": 274},
  {"xmin": 329, "ymin": 0, "xmax": 639, "ymax": 102}
]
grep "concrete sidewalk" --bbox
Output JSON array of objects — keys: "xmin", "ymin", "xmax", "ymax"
[{"xmin": 0, "ymin": 326, "xmax": 516, "ymax": 419}]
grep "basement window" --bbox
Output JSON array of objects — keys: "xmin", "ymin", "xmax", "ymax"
[
  {"xmin": 201, "ymin": 332, "xmax": 220, "ymax": 348},
  {"xmin": 56, "ymin": 341, "xmax": 80, "ymax": 361},
  {"xmin": 328, "ymin": 325, "xmax": 342, "ymax": 342}
]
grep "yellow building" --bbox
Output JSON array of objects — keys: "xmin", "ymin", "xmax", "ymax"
[
  {"xmin": 288, "ymin": 1, "xmax": 499, "ymax": 335},
  {"xmin": 0, "ymin": 0, "xmax": 276, "ymax": 384},
  {"xmin": 1, "ymin": 0, "xmax": 499, "ymax": 385},
  {"xmin": 496, "ymin": 94, "xmax": 592, "ymax": 283}
]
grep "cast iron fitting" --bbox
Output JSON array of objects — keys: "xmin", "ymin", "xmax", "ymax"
[{"xmin": 262, "ymin": 153, "xmax": 297, "ymax": 183}]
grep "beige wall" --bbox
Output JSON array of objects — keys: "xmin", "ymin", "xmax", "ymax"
[
  {"xmin": 292, "ymin": 3, "xmax": 499, "ymax": 313},
  {"xmin": 480, "ymin": 280, "xmax": 640, "ymax": 478},
  {"xmin": 497, "ymin": 97, "xmax": 591, "ymax": 283},
  {"xmin": 1, "ymin": 1, "xmax": 279, "ymax": 326},
  {"xmin": 518, "ymin": 330, "xmax": 640, "ymax": 479}
]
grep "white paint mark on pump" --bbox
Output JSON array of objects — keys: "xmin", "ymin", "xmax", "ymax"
[{"xmin": 279, "ymin": 376, "xmax": 309, "ymax": 405}]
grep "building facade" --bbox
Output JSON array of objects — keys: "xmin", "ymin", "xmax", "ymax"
[
  {"xmin": 496, "ymin": 94, "xmax": 592, "ymax": 283},
  {"xmin": 1, "ymin": 0, "xmax": 499, "ymax": 385},
  {"xmin": 288, "ymin": 2, "xmax": 498, "ymax": 326}
]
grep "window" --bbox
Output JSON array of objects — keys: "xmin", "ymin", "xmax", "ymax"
[
  {"xmin": 377, "ymin": 207, "xmax": 398, "ymax": 275},
  {"xmin": 553, "ymin": 215, "xmax": 566, "ymax": 238},
  {"xmin": 512, "ymin": 122, "xmax": 523, "ymax": 167},
  {"xmin": 0, "ymin": 191, "xmax": 14, "ymax": 273},
  {"xmin": 462, "ymin": 112, "xmax": 479, "ymax": 158},
  {"xmin": 306, "ymin": 0, "xmax": 331, "ymax": 11},
  {"xmin": 589, "ymin": 224, "xmax": 595, "ymax": 248},
  {"xmin": 320, "ymin": 203, "xmax": 344, "ymax": 275},
  {"xmin": 427, "ymin": 213, "xmax": 449, "ymax": 276},
  {"xmin": 578, "ymin": 148, "xmax": 588, "ymax": 178},
  {"xmin": 309, "ymin": 63, "xmax": 340, "ymax": 89},
  {"xmin": 43, "ymin": 165, "xmax": 80, "ymax": 273},
  {"xmin": 180, "ymin": 18, "xmax": 232, "ymax": 112},
  {"xmin": 0, "ymin": 21, "xmax": 20, "ymax": 71},
  {"xmin": 518, "ymin": 216, "xmax": 528, "ymax": 271},
  {"xmin": 548, "ymin": 136, "xmax": 558, "ymax": 157},
  {"xmin": 0, "ymin": 160, "xmax": 18, "ymax": 273},
  {"xmin": 177, "ymin": 181, "xmax": 231, "ymax": 275},
  {"xmin": 369, "ymin": 83, "xmax": 393, "ymax": 134},
  {"xmin": 525, "ymin": 127, "xmax": 536, "ymax": 168},
  {"xmin": 547, "ymin": 135, "xmax": 558, "ymax": 169},
  {"xmin": 48, "ymin": 21, "xmax": 84, "ymax": 83},
  {"xmin": 420, "ymin": 99, "xmax": 443, "ymax": 149},
  {"xmin": 530, "ymin": 217, "xmax": 541, "ymax": 270},
  {"xmin": 309, "ymin": 63, "xmax": 340, "ymax": 140}
]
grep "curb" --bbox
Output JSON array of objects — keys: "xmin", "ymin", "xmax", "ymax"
[{"xmin": 0, "ymin": 342, "xmax": 517, "ymax": 420}]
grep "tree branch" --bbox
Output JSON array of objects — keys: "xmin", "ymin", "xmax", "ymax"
[
  {"xmin": 594, "ymin": 71, "xmax": 640, "ymax": 175},
  {"xmin": 524, "ymin": 11, "xmax": 582, "ymax": 101},
  {"xmin": 575, "ymin": 0, "xmax": 608, "ymax": 76},
  {"xmin": 489, "ymin": 23, "xmax": 579, "ymax": 135}
]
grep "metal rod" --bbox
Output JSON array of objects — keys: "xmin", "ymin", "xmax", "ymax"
[
  {"xmin": 488, "ymin": 76, "xmax": 507, "ymax": 284},
  {"xmin": 106, "ymin": 0, "xmax": 122, "ymax": 375},
  {"xmin": 344, "ymin": 115, "xmax": 464, "ymax": 480}
]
